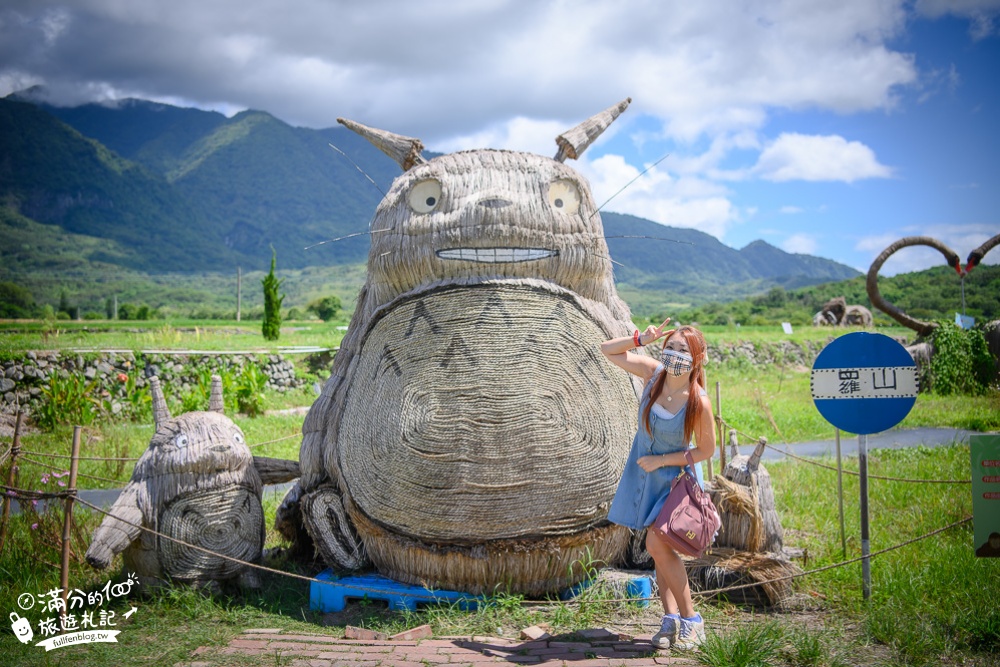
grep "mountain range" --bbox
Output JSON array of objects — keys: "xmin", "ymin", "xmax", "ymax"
[{"xmin": 0, "ymin": 91, "xmax": 860, "ymax": 311}]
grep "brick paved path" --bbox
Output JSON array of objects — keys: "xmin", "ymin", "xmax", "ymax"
[{"xmin": 179, "ymin": 628, "xmax": 701, "ymax": 666}]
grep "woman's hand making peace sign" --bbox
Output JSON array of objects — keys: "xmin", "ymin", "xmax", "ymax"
[{"xmin": 637, "ymin": 318, "xmax": 672, "ymax": 347}]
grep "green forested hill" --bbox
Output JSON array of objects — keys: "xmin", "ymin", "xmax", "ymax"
[
  {"xmin": 666, "ymin": 263, "xmax": 999, "ymax": 326},
  {"xmin": 3, "ymin": 94, "xmax": 878, "ymax": 316}
]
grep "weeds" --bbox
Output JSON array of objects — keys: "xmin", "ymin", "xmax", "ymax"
[
  {"xmin": 698, "ymin": 619, "xmax": 786, "ymax": 667},
  {"xmin": 35, "ymin": 374, "xmax": 101, "ymax": 430}
]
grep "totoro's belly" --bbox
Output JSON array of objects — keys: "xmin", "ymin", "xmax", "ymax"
[
  {"xmin": 337, "ymin": 282, "xmax": 636, "ymax": 543},
  {"xmin": 158, "ymin": 486, "xmax": 263, "ymax": 580}
]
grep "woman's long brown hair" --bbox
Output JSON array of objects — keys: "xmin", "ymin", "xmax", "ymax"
[{"xmin": 641, "ymin": 326, "xmax": 708, "ymax": 444}]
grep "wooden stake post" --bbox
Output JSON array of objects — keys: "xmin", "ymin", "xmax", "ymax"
[
  {"xmin": 61, "ymin": 426, "xmax": 82, "ymax": 612},
  {"xmin": 0, "ymin": 410, "xmax": 24, "ymax": 555}
]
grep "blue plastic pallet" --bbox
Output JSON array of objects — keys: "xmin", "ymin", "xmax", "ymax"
[
  {"xmin": 310, "ymin": 570, "xmax": 654, "ymax": 612},
  {"xmin": 310, "ymin": 571, "xmax": 482, "ymax": 612},
  {"xmin": 560, "ymin": 575, "xmax": 653, "ymax": 608}
]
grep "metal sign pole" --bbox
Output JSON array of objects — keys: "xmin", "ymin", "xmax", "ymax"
[
  {"xmin": 836, "ymin": 428, "xmax": 846, "ymax": 559},
  {"xmin": 811, "ymin": 332, "xmax": 918, "ymax": 602},
  {"xmin": 858, "ymin": 432, "xmax": 871, "ymax": 600}
]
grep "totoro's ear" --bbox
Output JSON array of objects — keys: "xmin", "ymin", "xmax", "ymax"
[
  {"xmin": 554, "ymin": 97, "xmax": 631, "ymax": 162},
  {"xmin": 209, "ymin": 374, "xmax": 224, "ymax": 413},
  {"xmin": 149, "ymin": 376, "xmax": 171, "ymax": 427},
  {"xmin": 338, "ymin": 118, "xmax": 427, "ymax": 171}
]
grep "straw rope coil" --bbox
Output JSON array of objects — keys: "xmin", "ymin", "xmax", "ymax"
[{"xmin": 159, "ymin": 486, "xmax": 263, "ymax": 581}]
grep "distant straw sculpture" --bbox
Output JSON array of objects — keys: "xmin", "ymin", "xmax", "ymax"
[
  {"xmin": 278, "ymin": 99, "xmax": 648, "ymax": 595},
  {"xmin": 86, "ymin": 376, "xmax": 300, "ymax": 589}
]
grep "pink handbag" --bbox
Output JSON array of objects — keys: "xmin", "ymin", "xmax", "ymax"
[{"xmin": 651, "ymin": 451, "xmax": 721, "ymax": 558}]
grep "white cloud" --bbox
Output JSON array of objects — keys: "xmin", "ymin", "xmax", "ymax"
[
  {"xmin": 434, "ymin": 117, "xmax": 568, "ymax": 157},
  {"xmin": 576, "ymin": 153, "xmax": 741, "ymax": 239},
  {"xmin": 782, "ymin": 233, "xmax": 819, "ymax": 254},
  {"xmin": 780, "ymin": 206, "xmax": 805, "ymax": 214},
  {"xmin": 753, "ymin": 133, "xmax": 894, "ymax": 182},
  {"xmin": 915, "ymin": 0, "xmax": 1000, "ymax": 38},
  {"xmin": 0, "ymin": 0, "xmax": 919, "ymax": 142}
]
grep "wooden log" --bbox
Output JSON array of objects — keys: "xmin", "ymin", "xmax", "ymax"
[
  {"xmin": 253, "ymin": 456, "xmax": 301, "ymax": 485},
  {"xmin": 709, "ymin": 437, "xmax": 784, "ymax": 554}
]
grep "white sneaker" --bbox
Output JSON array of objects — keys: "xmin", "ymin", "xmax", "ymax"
[
  {"xmin": 675, "ymin": 614, "xmax": 705, "ymax": 650},
  {"xmin": 652, "ymin": 613, "xmax": 679, "ymax": 648}
]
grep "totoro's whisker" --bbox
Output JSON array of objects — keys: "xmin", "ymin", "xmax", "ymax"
[
  {"xmin": 305, "ymin": 228, "xmax": 391, "ymax": 251},
  {"xmin": 329, "ymin": 143, "xmax": 388, "ymax": 199},
  {"xmin": 605, "ymin": 235, "xmax": 693, "ymax": 246},
  {"xmin": 584, "ymin": 250, "xmax": 626, "ymax": 268},
  {"xmin": 591, "ymin": 152, "xmax": 671, "ymax": 217}
]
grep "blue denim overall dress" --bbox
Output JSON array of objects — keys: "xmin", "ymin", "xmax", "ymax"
[{"xmin": 607, "ymin": 364, "xmax": 705, "ymax": 530}]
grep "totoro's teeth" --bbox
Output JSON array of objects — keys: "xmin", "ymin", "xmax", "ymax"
[{"xmin": 436, "ymin": 248, "xmax": 557, "ymax": 263}]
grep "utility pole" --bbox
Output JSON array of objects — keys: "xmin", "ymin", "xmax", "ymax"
[
  {"xmin": 113, "ymin": 295, "xmax": 118, "ymax": 320},
  {"xmin": 236, "ymin": 266, "xmax": 242, "ymax": 322}
]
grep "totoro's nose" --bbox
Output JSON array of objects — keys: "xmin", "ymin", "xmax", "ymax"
[{"xmin": 479, "ymin": 198, "xmax": 512, "ymax": 209}]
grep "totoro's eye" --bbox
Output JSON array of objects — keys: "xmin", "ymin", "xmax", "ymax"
[
  {"xmin": 407, "ymin": 179, "xmax": 443, "ymax": 214},
  {"xmin": 233, "ymin": 432, "xmax": 244, "ymax": 445},
  {"xmin": 174, "ymin": 434, "xmax": 189, "ymax": 448},
  {"xmin": 547, "ymin": 180, "xmax": 581, "ymax": 215}
]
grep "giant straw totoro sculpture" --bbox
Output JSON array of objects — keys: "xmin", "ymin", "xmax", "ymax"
[
  {"xmin": 279, "ymin": 99, "xmax": 646, "ymax": 596},
  {"xmin": 86, "ymin": 376, "xmax": 266, "ymax": 589}
]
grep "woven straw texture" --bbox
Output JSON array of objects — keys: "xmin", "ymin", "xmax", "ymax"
[
  {"xmin": 87, "ymin": 401, "xmax": 265, "ymax": 586},
  {"xmin": 159, "ymin": 486, "xmax": 264, "ymax": 580},
  {"xmin": 290, "ymin": 105, "xmax": 643, "ymax": 595},
  {"xmin": 348, "ymin": 497, "xmax": 632, "ymax": 597},
  {"xmin": 337, "ymin": 281, "xmax": 636, "ymax": 542}
]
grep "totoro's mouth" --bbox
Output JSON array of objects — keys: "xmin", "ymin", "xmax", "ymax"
[{"xmin": 436, "ymin": 247, "xmax": 558, "ymax": 263}]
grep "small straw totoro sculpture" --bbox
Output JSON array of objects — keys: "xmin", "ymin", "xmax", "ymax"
[
  {"xmin": 278, "ymin": 99, "xmax": 649, "ymax": 596},
  {"xmin": 86, "ymin": 376, "xmax": 267, "ymax": 589}
]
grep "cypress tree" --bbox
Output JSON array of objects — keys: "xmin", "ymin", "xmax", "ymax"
[{"xmin": 261, "ymin": 247, "xmax": 285, "ymax": 341}]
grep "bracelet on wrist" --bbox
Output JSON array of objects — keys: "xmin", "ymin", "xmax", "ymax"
[{"xmin": 633, "ymin": 330, "xmax": 642, "ymax": 348}]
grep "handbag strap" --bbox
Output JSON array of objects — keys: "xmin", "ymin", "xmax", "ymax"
[{"xmin": 684, "ymin": 449, "xmax": 696, "ymax": 474}]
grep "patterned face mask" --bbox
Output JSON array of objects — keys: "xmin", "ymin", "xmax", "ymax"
[{"xmin": 660, "ymin": 349, "xmax": 694, "ymax": 376}]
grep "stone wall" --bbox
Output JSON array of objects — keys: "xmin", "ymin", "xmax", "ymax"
[
  {"xmin": 1, "ymin": 350, "xmax": 306, "ymax": 410},
  {"xmin": 707, "ymin": 339, "xmax": 833, "ymax": 368}
]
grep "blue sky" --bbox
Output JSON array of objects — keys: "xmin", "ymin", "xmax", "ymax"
[{"xmin": 1, "ymin": 0, "xmax": 997, "ymax": 275}]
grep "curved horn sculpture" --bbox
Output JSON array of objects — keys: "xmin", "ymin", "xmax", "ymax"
[
  {"xmin": 337, "ymin": 118, "xmax": 426, "ymax": 171},
  {"xmin": 149, "ymin": 376, "xmax": 171, "ymax": 427},
  {"xmin": 966, "ymin": 233, "xmax": 1000, "ymax": 273},
  {"xmin": 554, "ymin": 97, "xmax": 631, "ymax": 162},
  {"xmin": 209, "ymin": 374, "xmax": 224, "ymax": 413},
  {"xmin": 866, "ymin": 236, "xmax": 962, "ymax": 336}
]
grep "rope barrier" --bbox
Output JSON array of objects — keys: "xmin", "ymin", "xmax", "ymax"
[
  {"xmin": 691, "ymin": 515, "xmax": 972, "ymax": 599},
  {"xmin": 1, "ymin": 484, "xmax": 75, "ymax": 501},
  {"xmin": 248, "ymin": 432, "xmax": 302, "ymax": 448},
  {"xmin": 70, "ymin": 495, "xmax": 973, "ymax": 607},
  {"xmin": 20, "ymin": 449, "xmax": 140, "ymax": 462},
  {"xmin": 11, "ymin": 431, "xmax": 300, "ymax": 466},
  {"xmin": 19, "ymin": 456, "xmax": 124, "ymax": 485},
  {"xmin": 716, "ymin": 417, "xmax": 972, "ymax": 484}
]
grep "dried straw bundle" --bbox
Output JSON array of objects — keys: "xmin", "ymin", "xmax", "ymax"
[
  {"xmin": 348, "ymin": 499, "xmax": 632, "ymax": 597},
  {"xmin": 686, "ymin": 547, "xmax": 802, "ymax": 606}
]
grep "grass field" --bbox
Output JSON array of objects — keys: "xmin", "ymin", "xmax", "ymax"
[{"xmin": 2, "ymin": 320, "xmax": 998, "ymax": 666}]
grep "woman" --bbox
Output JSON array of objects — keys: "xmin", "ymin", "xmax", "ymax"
[{"xmin": 601, "ymin": 318, "xmax": 716, "ymax": 650}]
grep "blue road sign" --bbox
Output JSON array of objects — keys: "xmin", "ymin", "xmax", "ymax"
[{"xmin": 811, "ymin": 332, "xmax": 919, "ymax": 435}]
